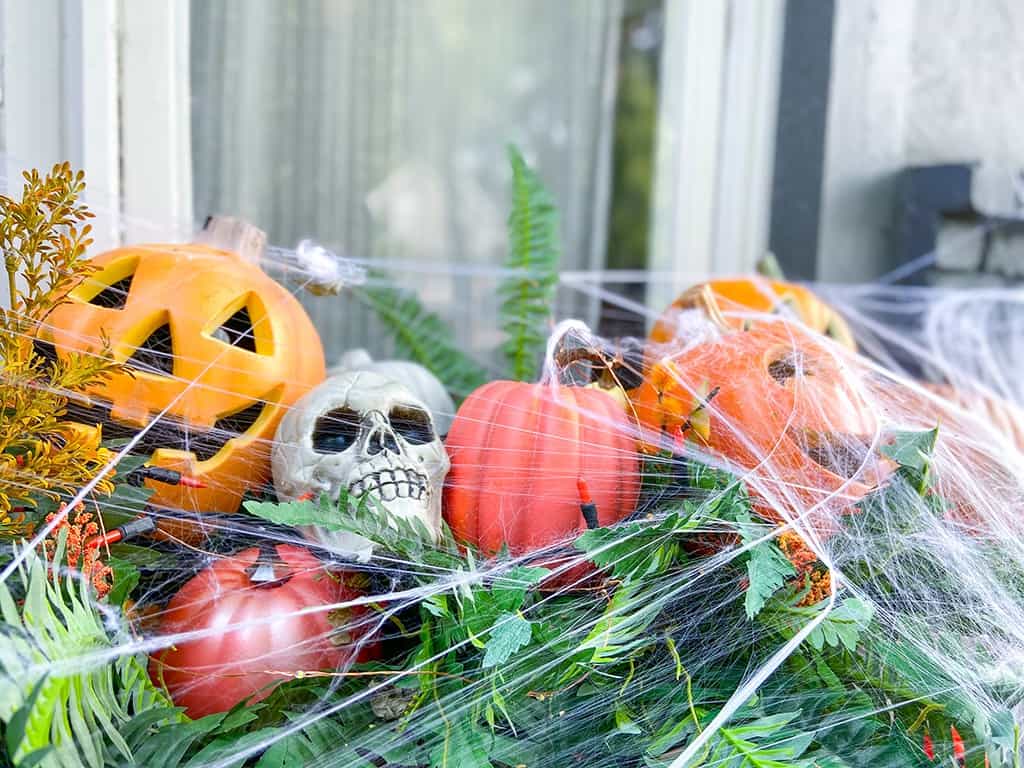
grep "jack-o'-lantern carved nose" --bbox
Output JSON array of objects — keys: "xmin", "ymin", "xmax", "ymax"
[{"xmin": 126, "ymin": 322, "xmax": 174, "ymax": 375}]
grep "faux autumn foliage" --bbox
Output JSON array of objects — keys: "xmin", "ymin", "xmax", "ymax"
[{"xmin": 0, "ymin": 163, "xmax": 122, "ymax": 525}]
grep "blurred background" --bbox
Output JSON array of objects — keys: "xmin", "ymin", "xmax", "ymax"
[{"xmin": 3, "ymin": 0, "xmax": 1023, "ymax": 355}]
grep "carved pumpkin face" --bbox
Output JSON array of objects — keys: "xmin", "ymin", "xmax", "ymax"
[
  {"xmin": 40, "ymin": 244, "xmax": 325, "ymax": 524},
  {"xmin": 649, "ymin": 278, "xmax": 856, "ymax": 351},
  {"xmin": 634, "ymin": 322, "xmax": 884, "ymax": 528}
]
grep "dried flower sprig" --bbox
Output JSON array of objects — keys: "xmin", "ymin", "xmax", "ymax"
[
  {"xmin": 0, "ymin": 164, "xmax": 124, "ymax": 524},
  {"xmin": 778, "ymin": 530, "xmax": 832, "ymax": 606},
  {"xmin": 42, "ymin": 501, "xmax": 113, "ymax": 598}
]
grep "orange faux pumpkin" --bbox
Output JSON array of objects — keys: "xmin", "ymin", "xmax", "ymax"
[
  {"xmin": 444, "ymin": 380, "xmax": 640, "ymax": 557},
  {"xmin": 634, "ymin": 322, "xmax": 884, "ymax": 528},
  {"xmin": 649, "ymin": 278, "xmax": 856, "ymax": 351},
  {"xmin": 39, "ymin": 243, "xmax": 325, "ymax": 529}
]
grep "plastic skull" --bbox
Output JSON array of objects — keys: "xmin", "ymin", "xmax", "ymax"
[{"xmin": 272, "ymin": 371, "xmax": 450, "ymax": 560}]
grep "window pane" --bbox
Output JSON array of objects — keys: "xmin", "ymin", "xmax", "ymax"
[{"xmin": 190, "ymin": 0, "xmax": 630, "ymax": 361}]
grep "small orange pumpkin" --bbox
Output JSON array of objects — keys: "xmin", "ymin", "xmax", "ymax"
[
  {"xmin": 444, "ymin": 380, "xmax": 640, "ymax": 557},
  {"xmin": 39, "ymin": 243, "xmax": 325, "ymax": 529},
  {"xmin": 634, "ymin": 321, "xmax": 883, "ymax": 527},
  {"xmin": 649, "ymin": 278, "xmax": 856, "ymax": 351}
]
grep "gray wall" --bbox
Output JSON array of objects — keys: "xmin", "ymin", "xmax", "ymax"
[{"xmin": 816, "ymin": 0, "xmax": 1024, "ymax": 282}]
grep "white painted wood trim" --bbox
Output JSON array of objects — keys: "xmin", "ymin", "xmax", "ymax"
[
  {"xmin": 2, "ymin": 0, "xmax": 64, "ymax": 190},
  {"xmin": 648, "ymin": 0, "xmax": 729, "ymax": 315},
  {"xmin": 119, "ymin": 0, "xmax": 193, "ymax": 243},
  {"xmin": 648, "ymin": 0, "xmax": 785, "ymax": 316},
  {"xmin": 1, "ymin": 0, "xmax": 123, "ymax": 309},
  {"xmin": 712, "ymin": 0, "xmax": 785, "ymax": 276},
  {"xmin": 78, "ymin": 0, "xmax": 123, "ymax": 253}
]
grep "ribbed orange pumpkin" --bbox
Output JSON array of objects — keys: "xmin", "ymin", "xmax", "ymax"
[
  {"xmin": 444, "ymin": 381, "xmax": 640, "ymax": 556},
  {"xmin": 149, "ymin": 544, "xmax": 374, "ymax": 718},
  {"xmin": 649, "ymin": 278, "xmax": 855, "ymax": 351},
  {"xmin": 634, "ymin": 323, "xmax": 883, "ymax": 527},
  {"xmin": 39, "ymin": 243, "xmax": 325, "ymax": 529}
]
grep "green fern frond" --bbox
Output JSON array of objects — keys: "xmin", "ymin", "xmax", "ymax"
[
  {"xmin": 352, "ymin": 282, "xmax": 492, "ymax": 401},
  {"xmin": 0, "ymin": 536, "xmax": 171, "ymax": 767},
  {"xmin": 501, "ymin": 145, "xmax": 561, "ymax": 382}
]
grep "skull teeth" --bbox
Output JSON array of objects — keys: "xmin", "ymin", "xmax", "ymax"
[{"xmin": 348, "ymin": 470, "xmax": 428, "ymax": 502}]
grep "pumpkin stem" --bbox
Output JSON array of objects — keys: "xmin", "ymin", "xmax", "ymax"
[
  {"xmin": 248, "ymin": 541, "xmax": 289, "ymax": 586},
  {"xmin": 577, "ymin": 478, "xmax": 600, "ymax": 530},
  {"xmin": 676, "ymin": 284, "xmax": 730, "ymax": 332}
]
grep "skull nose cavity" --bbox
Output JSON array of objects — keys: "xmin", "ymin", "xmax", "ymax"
[{"xmin": 366, "ymin": 426, "xmax": 400, "ymax": 455}]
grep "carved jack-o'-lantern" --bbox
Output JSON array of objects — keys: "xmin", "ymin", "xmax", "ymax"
[
  {"xmin": 649, "ymin": 278, "xmax": 856, "ymax": 351},
  {"xmin": 39, "ymin": 243, "xmax": 325, "ymax": 527},
  {"xmin": 634, "ymin": 320, "xmax": 884, "ymax": 528}
]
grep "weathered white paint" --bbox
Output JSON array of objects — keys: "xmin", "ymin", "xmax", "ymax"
[
  {"xmin": 712, "ymin": 0, "xmax": 786, "ymax": 277},
  {"xmin": 649, "ymin": 0, "xmax": 729, "ymax": 313},
  {"xmin": 818, "ymin": 0, "xmax": 1024, "ymax": 281},
  {"xmin": 1, "ymin": 0, "xmax": 123, "ymax": 308},
  {"xmin": 817, "ymin": 0, "xmax": 917, "ymax": 282},
  {"xmin": 650, "ymin": 0, "xmax": 785, "ymax": 313}
]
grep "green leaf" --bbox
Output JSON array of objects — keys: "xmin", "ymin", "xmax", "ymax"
[
  {"xmin": 881, "ymin": 428, "xmax": 938, "ymax": 472},
  {"xmin": 575, "ymin": 508, "xmax": 700, "ymax": 581},
  {"xmin": 806, "ymin": 597, "xmax": 874, "ymax": 653},
  {"xmin": 501, "ymin": 145, "xmax": 561, "ymax": 381},
  {"xmin": 615, "ymin": 706, "xmax": 643, "ymax": 736},
  {"xmin": 737, "ymin": 513, "xmax": 796, "ymax": 619},
  {"xmin": 482, "ymin": 612, "xmax": 533, "ymax": 668},
  {"xmin": 5, "ymin": 676, "xmax": 48, "ymax": 761},
  {"xmin": 243, "ymin": 497, "xmax": 340, "ymax": 530},
  {"xmin": 106, "ymin": 556, "xmax": 140, "ymax": 607},
  {"xmin": 698, "ymin": 708, "xmax": 815, "ymax": 768}
]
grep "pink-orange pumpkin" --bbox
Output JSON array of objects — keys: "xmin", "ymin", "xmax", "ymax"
[
  {"xmin": 443, "ymin": 381, "xmax": 640, "ymax": 556},
  {"xmin": 149, "ymin": 544, "xmax": 375, "ymax": 718}
]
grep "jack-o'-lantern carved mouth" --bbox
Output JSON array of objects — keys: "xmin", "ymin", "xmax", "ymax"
[
  {"xmin": 61, "ymin": 394, "xmax": 269, "ymax": 463},
  {"xmin": 35, "ymin": 322, "xmax": 274, "ymax": 464}
]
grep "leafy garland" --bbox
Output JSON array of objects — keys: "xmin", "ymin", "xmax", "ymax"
[{"xmin": 0, "ymin": 164, "xmax": 1015, "ymax": 767}]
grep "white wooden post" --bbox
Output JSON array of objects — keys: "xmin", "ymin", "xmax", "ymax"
[
  {"xmin": 119, "ymin": 0, "xmax": 193, "ymax": 243},
  {"xmin": 647, "ymin": 0, "xmax": 785, "ymax": 317},
  {"xmin": 648, "ymin": 0, "xmax": 728, "ymax": 316}
]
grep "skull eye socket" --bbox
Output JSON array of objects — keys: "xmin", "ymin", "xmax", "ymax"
[
  {"xmin": 390, "ymin": 406, "xmax": 435, "ymax": 446},
  {"xmin": 312, "ymin": 407, "xmax": 361, "ymax": 454}
]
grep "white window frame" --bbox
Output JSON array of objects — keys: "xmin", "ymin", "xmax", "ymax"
[
  {"xmin": 648, "ymin": 0, "xmax": 784, "ymax": 314},
  {"xmin": 1, "ymin": 0, "xmax": 193, "ymax": 257}
]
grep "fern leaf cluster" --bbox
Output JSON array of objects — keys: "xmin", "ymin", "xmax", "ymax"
[
  {"xmin": 500, "ymin": 145, "xmax": 561, "ymax": 382},
  {"xmin": 0, "ymin": 537, "xmax": 171, "ymax": 767}
]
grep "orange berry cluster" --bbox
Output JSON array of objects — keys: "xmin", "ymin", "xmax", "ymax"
[
  {"xmin": 778, "ymin": 530, "xmax": 832, "ymax": 606},
  {"xmin": 43, "ymin": 502, "xmax": 113, "ymax": 598}
]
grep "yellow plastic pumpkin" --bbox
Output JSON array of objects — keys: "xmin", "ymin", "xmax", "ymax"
[{"xmin": 39, "ymin": 243, "xmax": 325, "ymax": 534}]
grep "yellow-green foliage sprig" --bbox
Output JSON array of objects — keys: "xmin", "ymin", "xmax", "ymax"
[{"xmin": 0, "ymin": 163, "xmax": 124, "ymax": 527}]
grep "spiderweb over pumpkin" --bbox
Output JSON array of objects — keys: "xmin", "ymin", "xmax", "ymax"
[{"xmin": 2, "ymin": 174, "xmax": 1024, "ymax": 768}]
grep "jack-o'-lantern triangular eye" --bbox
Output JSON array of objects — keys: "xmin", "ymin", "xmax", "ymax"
[
  {"xmin": 206, "ymin": 292, "xmax": 274, "ymax": 355},
  {"xmin": 73, "ymin": 255, "xmax": 138, "ymax": 309}
]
